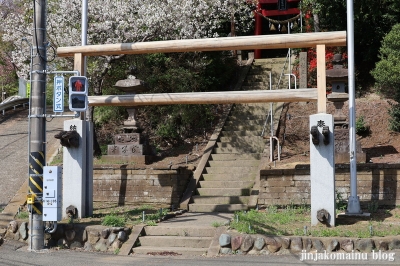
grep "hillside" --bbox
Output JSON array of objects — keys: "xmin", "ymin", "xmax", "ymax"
[{"xmin": 276, "ymin": 93, "xmax": 400, "ymax": 166}]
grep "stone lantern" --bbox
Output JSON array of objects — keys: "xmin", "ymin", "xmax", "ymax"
[
  {"xmin": 326, "ymin": 54, "xmax": 348, "ymax": 128},
  {"xmin": 326, "ymin": 54, "xmax": 366, "ymax": 163},
  {"xmin": 103, "ymin": 73, "xmax": 152, "ymax": 164},
  {"xmin": 114, "ymin": 74, "xmax": 147, "ymax": 133}
]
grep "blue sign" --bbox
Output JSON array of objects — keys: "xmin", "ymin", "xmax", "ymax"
[{"xmin": 53, "ymin": 76, "xmax": 64, "ymax": 112}]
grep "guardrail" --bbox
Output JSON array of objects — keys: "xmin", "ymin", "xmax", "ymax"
[{"xmin": 0, "ymin": 98, "xmax": 29, "ymax": 115}]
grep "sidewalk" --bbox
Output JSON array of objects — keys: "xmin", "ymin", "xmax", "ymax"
[{"xmin": 0, "ymin": 108, "xmax": 70, "ymax": 227}]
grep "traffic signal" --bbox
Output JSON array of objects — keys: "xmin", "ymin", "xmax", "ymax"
[{"xmin": 69, "ymin": 76, "xmax": 88, "ymax": 112}]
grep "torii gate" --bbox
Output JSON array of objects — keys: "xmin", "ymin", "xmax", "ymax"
[{"xmin": 57, "ymin": 31, "xmax": 346, "ymax": 226}]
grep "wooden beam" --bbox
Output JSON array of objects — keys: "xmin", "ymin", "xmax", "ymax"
[
  {"xmin": 74, "ymin": 53, "xmax": 84, "ymax": 75},
  {"xmin": 58, "ymin": 31, "xmax": 346, "ymax": 57},
  {"xmin": 88, "ymin": 89, "xmax": 317, "ymax": 107},
  {"xmin": 316, "ymin": 45, "xmax": 326, "ymax": 113}
]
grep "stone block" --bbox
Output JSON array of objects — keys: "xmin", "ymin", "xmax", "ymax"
[
  {"xmin": 340, "ymin": 239, "xmax": 353, "ymax": 253},
  {"xmin": 241, "ymin": 235, "xmax": 254, "ymax": 252},
  {"xmin": 231, "ymin": 235, "xmax": 243, "ymax": 251}
]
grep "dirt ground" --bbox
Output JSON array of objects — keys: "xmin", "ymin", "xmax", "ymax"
[{"xmin": 275, "ymin": 92, "xmax": 400, "ymax": 167}]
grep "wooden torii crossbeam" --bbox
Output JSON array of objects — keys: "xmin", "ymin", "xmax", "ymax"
[{"xmin": 56, "ymin": 31, "xmax": 347, "ymax": 112}]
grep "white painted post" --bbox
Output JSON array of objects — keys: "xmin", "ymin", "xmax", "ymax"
[
  {"xmin": 63, "ymin": 119, "xmax": 87, "ymax": 218},
  {"xmin": 310, "ymin": 114, "xmax": 335, "ymax": 226}
]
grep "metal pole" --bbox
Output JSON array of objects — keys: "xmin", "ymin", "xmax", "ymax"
[
  {"xmin": 82, "ymin": 0, "xmax": 88, "ymax": 75},
  {"xmin": 346, "ymin": 0, "xmax": 361, "ymax": 214},
  {"xmin": 28, "ymin": 0, "xmax": 47, "ymax": 251}
]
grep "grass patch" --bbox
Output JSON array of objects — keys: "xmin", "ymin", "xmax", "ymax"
[
  {"xmin": 230, "ymin": 205, "xmax": 400, "ymax": 238},
  {"xmin": 211, "ymin": 221, "xmax": 225, "ymax": 227},
  {"xmin": 102, "ymin": 214, "xmax": 126, "ymax": 227},
  {"xmin": 230, "ymin": 206, "xmax": 310, "ymax": 235},
  {"xmin": 15, "ymin": 211, "xmax": 29, "ymax": 220}
]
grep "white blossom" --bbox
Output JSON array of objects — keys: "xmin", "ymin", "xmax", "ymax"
[{"xmin": 2, "ymin": 0, "xmax": 254, "ymax": 87}]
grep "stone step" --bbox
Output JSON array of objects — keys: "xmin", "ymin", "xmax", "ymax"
[
  {"xmin": 213, "ymin": 146, "xmax": 261, "ymax": 154},
  {"xmin": 197, "ymin": 188, "xmax": 251, "ymax": 196},
  {"xmin": 254, "ymin": 58, "xmax": 287, "ymax": 65},
  {"xmin": 209, "ymin": 153, "xmax": 262, "ymax": 161},
  {"xmin": 222, "ymin": 125, "xmax": 264, "ymax": 131},
  {"xmin": 224, "ymin": 119, "xmax": 265, "ymax": 125},
  {"xmin": 251, "ymin": 64, "xmax": 273, "ymax": 69},
  {"xmin": 143, "ymin": 226, "xmax": 215, "ymax": 237},
  {"xmin": 208, "ymin": 159, "xmax": 260, "ymax": 167},
  {"xmin": 204, "ymin": 166, "xmax": 258, "ymax": 174},
  {"xmin": 132, "ymin": 246, "xmax": 207, "ymax": 256},
  {"xmin": 218, "ymin": 136, "xmax": 265, "ymax": 144},
  {"xmin": 201, "ymin": 173, "xmax": 256, "ymax": 181},
  {"xmin": 245, "ymin": 74, "xmax": 271, "ymax": 82},
  {"xmin": 219, "ymin": 130, "xmax": 263, "ymax": 137},
  {"xmin": 138, "ymin": 235, "xmax": 212, "ymax": 248},
  {"xmin": 226, "ymin": 112, "xmax": 268, "ymax": 122},
  {"xmin": 199, "ymin": 180, "xmax": 254, "ymax": 189},
  {"xmin": 215, "ymin": 143, "xmax": 265, "ymax": 152},
  {"xmin": 189, "ymin": 203, "xmax": 248, "ymax": 212},
  {"xmin": 191, "ymin": 195, "xmax": 250, "ymax": 204}
]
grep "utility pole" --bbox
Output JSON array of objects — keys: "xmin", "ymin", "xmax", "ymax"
[{"xmin": 28, "ymin": 0, "xmax": 46, "ymax": 251}]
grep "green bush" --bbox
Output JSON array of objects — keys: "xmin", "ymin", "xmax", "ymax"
[
  {"xmin": 355, "ymin": 116, "xmax": 370, "ymax": 135},
  {"xmin": 371, "ymin": 23, "xmax": 400, "ymax": 95},
  {"xmin": 102, "ymin": 214, "xmax": 125, "ymax": 227}
]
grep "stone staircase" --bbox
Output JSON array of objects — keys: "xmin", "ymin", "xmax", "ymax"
[
  {"xmin": 131, "ymin": 213, "xmax": 232, "ymax": 256},
  {"xmin": 188, "ymin": 58, "xmax": 288, "ymax": 213}
]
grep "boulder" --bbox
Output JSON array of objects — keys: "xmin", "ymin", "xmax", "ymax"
[
  {"xmin": 101, "ymin": 228, "xmax": 110, "ymax": 239},
  {"xmin": 327, "ymin": 239, "xmax": 339, "ymax": 252},
  {"xmin": 117, "ymin": 231, "xmax": 127, "ymax": 242},
  {"xmin": 8, "ymin": 221, "xmax": 18, "ymax": 233},
  {"xmin": 19, "ymin": 222, "xmax": 28, "ymax": 240},
  {"xmin": 220, "ymin": 247, "xmax": 232, "ymax": 255},
  {"xmin": 302, "ymin": 238, "xmax": 312, "ymax": 252},
  {"xmin": 375, "ymin": 240, "xmax": 389, "ymax": 251},
  {"xmin": 254, "ymin": 237, "xmax": 265, "ymax": 250},
  {"xmin": 219, "ymin": 234, "xmax": 231, "ymax": 247},
  {"xmin": 241, "ymin": 235, "xmax": 254, "ymax": 252},
  {"xmin": 356, "ymin": 239, "xmax": 375, "ymax": 253},
  {"xmin": 340, "ymin": 239, "xmax": 353, "ymax": 253},
  {"xmin": 290, "ymin": 237, "xmax": 303, "ymax": 252},
  {"xmin": 231, "ymin": 235, "xmax": 243, "ymax": 251},
  {"xmin": 389, "ymin": 238, "xmax": 400, "ymax": 250},
  {"xmin": 65, "ymin": 230, "xmax": 75, "ymax": 242},
  {"xmin": 70, "ymin": 241, "xmax": 83, "ymax": 249},
  {"xmin": 312, "ymin": 239, "xmax": 324, "ymax": 252}
]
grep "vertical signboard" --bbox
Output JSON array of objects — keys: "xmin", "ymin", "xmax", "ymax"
[
  {"xmin": 53, "ymin": 76, "xmax": 64, "ymax": 112},
  {"xmin": 278, "ymin": 0, "xmax": 287, "ymax": 11}
]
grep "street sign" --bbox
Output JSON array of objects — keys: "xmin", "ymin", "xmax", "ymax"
[{"xmin": 53, "ymin": 76, "xmax": 64, "ymax": 112}]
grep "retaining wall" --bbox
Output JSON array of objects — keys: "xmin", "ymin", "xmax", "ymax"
[
  {"xmin": 259, "ymin": 164, "xmax": 400, "ymax": 207},
  {"xmin": 93, "ymin": 166, "xmax": 192, "ymax": 207}
]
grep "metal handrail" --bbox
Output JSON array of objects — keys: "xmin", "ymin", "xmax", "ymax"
[
  {"xmin": 276, "ymin": 50, "xmax": 291, "ymax": 90},
  {"xmin": 0, "ymin": 98, "xmax": 29, "ymax": 115}
]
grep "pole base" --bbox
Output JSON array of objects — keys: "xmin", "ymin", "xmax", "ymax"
[{"xmin": 346, "ymin": 195, "xmax": 362, "ymax": 214}]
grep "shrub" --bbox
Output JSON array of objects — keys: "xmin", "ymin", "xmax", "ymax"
[
  {"xmin": 355, "ymin": 116, "xmax": 370, "ymax": 135},
  {"xmin": 102, "ymin": 214, "xmax": 125, "ymax": 227},
  {"xmin": 371, "ymin": 24, "xmax": 400, "ymax": 96}
]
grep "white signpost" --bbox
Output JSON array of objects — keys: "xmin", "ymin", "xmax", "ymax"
[{"xmin": 53, "ymin": 76, "xmax": 64, "ymax": 112}]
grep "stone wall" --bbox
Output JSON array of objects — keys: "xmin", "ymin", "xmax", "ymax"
[
  {"xmin": 218, "ymin": 233, "xmax": 400, "ymax": 256},
  {"xmin": 93, "ymin": 166, "xmax": 192, "ymax": 207},
  {"xmin": 1, "ymin": 220, "xmax": 130, "ymax": 253},
  {"xmin": 259, "ymin": 164, "xmax": 400, "ymax": 207}
]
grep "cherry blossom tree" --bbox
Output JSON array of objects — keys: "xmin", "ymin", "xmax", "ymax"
[{"xmin": 2, "ymin": 0, "xmax": 255, "ymax": 95}]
